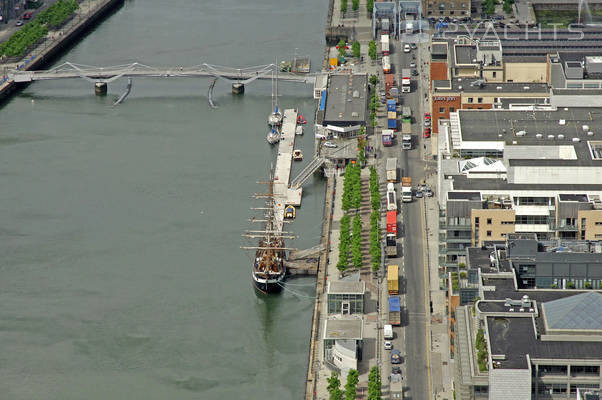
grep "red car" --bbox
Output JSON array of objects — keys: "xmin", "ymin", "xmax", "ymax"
[
  {"xmin": 424, "ymin": 112, "xmax": 431, "ymax": 120},
  {"xmin": 23, "ymin": 11, "xmax": 32, "ymax": 20},
  {"xmin": 423, "ymin": 127, "xmax": 431, "ymax": 138}
]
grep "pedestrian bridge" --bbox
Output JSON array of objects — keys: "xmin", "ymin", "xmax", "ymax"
[{"xmin": 7, "ymin": 62, "xmax": 317, "ymax": 85}]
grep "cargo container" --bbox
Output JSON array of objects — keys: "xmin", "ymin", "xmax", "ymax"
[
  {"xmin": 389, "ymin": 86, "xmax": 399, "ymax": 98},
  {"xmin": 381, "ymin": 34, "xmax": 390, "ymax": 55},
  {"xmin": 388, "ymin": 111, "xmax": 397, "ymax": 120},
  {"xmin": 386, "ymin": 210, "xmax": 397, "ymax": 257},
  {"xmin": 383, "ymin": 56, "xmax": 391, "ymax": 74},
  {"xmin": 402, "ymin": 106, "xmax": 412, "ymax": 119},
  {"xmin": 387, "ymin": 118, "xmax": 397, "ymax": 130},
  {"xmin": 386, "ymin": 158, "xmax": 397, "ymax": 182},
  {"xmin": 382, "ymin": 129, "xmax": 393, "ymax": 147},
  {"xmin": 382, "ymin": 18, "xmax": 390, "ymax": 34},
  {"xmin": 387, "ymin": 265, "xmax": 399, "ymax": 295},
  {"xmin": 387, "ymin": 99, "xmax": 396, "ymax": 112},
  {"xmin": 389, "ymin": 296, "xmax": 401, "ymax": 326},
  {"xmin": 386, "ymin": 210, "xmax": 397, "ymax": 235},
  {"xmin": 391, "ymin": 375, "xmax": 404, "ymax": 399},
  {"xmin": 401, "ymin": 120, "xmax": 411, "ymax": 134},
  {"xmin": 387, "ymin": 187, "xmax": 397, "ymax": 212}
]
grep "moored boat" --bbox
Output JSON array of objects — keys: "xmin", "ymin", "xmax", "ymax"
[{"xmin": 293, "ymin": 149, "xmax": 303, "ymax": 161}]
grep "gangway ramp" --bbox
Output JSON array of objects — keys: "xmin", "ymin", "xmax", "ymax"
[{"xmin": 290, "ymin": 157, "xmax": 326, "ymax": 189}]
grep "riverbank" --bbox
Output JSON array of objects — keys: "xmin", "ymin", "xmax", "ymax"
[{"xmin": 0, "ymin": 0, "xmax": 124, "ymax": 103}]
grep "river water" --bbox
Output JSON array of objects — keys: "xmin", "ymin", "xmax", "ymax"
[{"xmin": 0, "ymin": 0, "xmax": 327, "ymax": 398}]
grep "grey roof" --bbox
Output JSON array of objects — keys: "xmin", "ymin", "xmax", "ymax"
[
  {"xmin": 448, "ymin": 191, "xmax": 481, "ymax": 201},
  {"xmin": 487, "ymin": 315, "xmax": 602, "ymax": 369},
  {"xmin": 434, "ymin": 78, "xmax": 549, "ymax": 94},
  {"xmin": 323, "ymin": 318, "xmax": 363, "ymax": 340},
  {"xmin": 506, "ymin": 239, "xmax": 538, "ymax": 258},
  {"xmin": 432, "ymin": 43, "xmax": 448, "ymax": 56},
  {"xmin": 467, "ymin": 247, "xmax": 513, "ymax": 273},
  {"xmin": 328, "ymin": 280, "xmax": 365, "ymax": 295},
  {"xmin": 323, "ymin": 74, "xmax": 368, "ymax": 126},
  {"xmin": 489, "ymin": 369, "xmax": 532, "ymax": 400},
  {"xmin": 558, "ymin": 193, "xmax": 589, "ymax": 202},
  {"xmin": 451, "ymin": 175, "xmax": 602, "ymax": 191},
  {"xmin": 455, "ymin": 45, "xmax": 477, "ymax": 65},
  {"xmin": 542, "ymin": 292, "xmax": 602, "ymax": 331}
]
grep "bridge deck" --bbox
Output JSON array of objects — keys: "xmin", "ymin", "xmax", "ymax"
[{"xmin": 274, "ymin": 109, "xmax": 302, "ymax": 231}]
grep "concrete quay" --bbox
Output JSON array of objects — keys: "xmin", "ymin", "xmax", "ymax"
[{"xmin": 0, "ymin": 0, "xmax": 124, "ymax": 102}]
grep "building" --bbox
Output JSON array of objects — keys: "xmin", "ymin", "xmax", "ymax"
[
  {"xmin": 422, "ymin": 0, "xmax": 471, "ymax": 17},
  {"xmin": 323, "ymin": 318, "xmax": 364, "ymax": 375},
  {"xmin": 454, "ymin": 290, "xmax": 602, "ymax": 400},
  {"xmin": 318, "ymin": 73, "xmax": 368, "ymax": 138},
  {"xmin": 327, "ymin": 280, "xmax": 366, "ymax": 315}
]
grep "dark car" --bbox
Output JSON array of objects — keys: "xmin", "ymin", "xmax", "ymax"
[
  {"xmin": 392, "ymin": 366, "xmax": 402, "ymax": 374},
  {"xmin": 411, "ymin": 69, "xmax": 418, "ymax": 76},
  {"xmin": 411, "ymin": 43, "xmax": 417, "ymax": 50},
  {"xmin": 391, "ymin": 349, "xmax": 402, "ymax": 364}
]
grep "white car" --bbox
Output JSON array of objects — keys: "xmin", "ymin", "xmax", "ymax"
[
  {"xmin": 384, "ymin": 341, "xmax": 392, "ymax": 350},
  {"xmin": 403, "ymin": 44, "xmax": 411, "ymax": 53},
  {"xmin": 324, "ymin": 141, "xmax": 337, "ymax": 148}
]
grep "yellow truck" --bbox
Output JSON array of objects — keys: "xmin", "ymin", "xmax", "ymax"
[{"xmin": 387, "ymin": 265, "xmax": 399, "ymax": 295}]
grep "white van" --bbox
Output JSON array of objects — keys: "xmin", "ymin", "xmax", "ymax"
[{"xmin": 384, "ymin": 324, "xmax": 394, "ymax": 340}]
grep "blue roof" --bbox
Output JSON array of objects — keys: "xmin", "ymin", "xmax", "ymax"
[
  {"xmin": 319, "ymin": 90, "xmax": 327, "ymax": 111},
  {"xmin": 388, "ymin": 296, "xmax": 401, "ymax": 311}
]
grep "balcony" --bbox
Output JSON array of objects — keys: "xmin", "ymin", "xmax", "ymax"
[
  {"xmin": 557, "ymin": 223, "xmax": 578, "ymax": 231},
  {"xmin": 447, "ymin": 237, "xmax": 473, "ymax": 243}
]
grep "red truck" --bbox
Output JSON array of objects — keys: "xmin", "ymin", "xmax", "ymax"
[
  {"xmin": 386, "ymin": 210, "xmax": 397, "ymax": 257},
  {"xmin": 385, "ymin": 74, "xmax": 395, "ymax": 97}
]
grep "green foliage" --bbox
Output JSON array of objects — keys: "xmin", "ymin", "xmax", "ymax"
[
  {"xmin": 458, "ymin": 262, "xmax": 466, "ymax": 269},
  {"xmin": 503, "ymin": 0, "xmax": 514, "ymax": 14},
  {"xmin": 341, "ymin": 0, "xmax": 348, "ymax": 13},
  {"xmin": 475, "ymin": 328, "xmax": 488, "ymax": 372},
  {"xmin": 567, "ymin": 281, "xmax": 575, "ymax": 289},
  {"xmin": 460, "ymin": 271, "xmax": 467, "ymax": 279},
  {"xmin": 337, "ymin": 214, "xmax": 351, "ymax": 271},
  {"xmin": 369, "ymin": 74, "xmax": 379, "ymax": 86},
  {"xmin": 328, "ymin": 371, "xmax": 343, "ymax": 400},
  {"xmin": 366, "ymin": 0, "xmax": 374, "ymax": 14},
  {"xmin": 352, "ymin": 0, "xmax": 359, "ymax": 11},
  {"xmin": 37, "ymin": 0, "xmax": 78, "ymax": 28},
  {"xmin": 370, "ymin": 167, "xmax": 380, "ymax": 211},
  {"xmin": 370, "ymin": 211, "xmax": 381, "ymax": 271},
  {"xmin": 451, "ymin": 271, "xmax": 459, "ymax": 292},
  {"xmin": 351, "ymin": 215, "xmax": 363, "ymax": 268},
  {"xmin": 368, "ymin": 40, "xmax": 377, "ymax": 60},
  {"xmin": 0, "ymin": 0, "xmax": 78, "ymax": 58},
  {"xmin": 585, "ymin": 282, "xmax": 592, "ymax": 289},
  {"xmin": 338, "ymin": 39, "xmax": 347, "ymax": 59},
  {"xmin": 368, "ymin": 366, "xmax": 381, "ymax": 400},
  {"xmin": 352, "ymin": 41, "xmax": 360, "ymax": 58},
  {"xmin": 357, "ymin": 135, "xmax": 366, "ymax": 165},
  {"xmin": 482, "ymin": 0, "xmax": 495, "ymax": 15},
  {"xmin": 345, "ymin": 369, "xmax": 359, "ymax": 400}
]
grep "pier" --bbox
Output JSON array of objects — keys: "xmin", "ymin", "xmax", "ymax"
[{"xmin": 273, "ymin": 109, "xmax": 303, "ymax": 231}]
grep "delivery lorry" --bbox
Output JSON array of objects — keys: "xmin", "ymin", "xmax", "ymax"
[
  {"xmin": 389, "ymin": 296, "xmax": 401, "ymax": 326},
  {"xmin": 387, "ymin": 265, "xmax": 399, "ymax": 295},
  {"xmin": 386, "ymin": 158, "xmax": 397, "ymax": 182},
  {"xmin": 382, "ymin": 129, "xmax": 393, "ymax": 147},
  {"xmin": 401, "ymin": 176, "xmax": 412, "ymax": 202}
]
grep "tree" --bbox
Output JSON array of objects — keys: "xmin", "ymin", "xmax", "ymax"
[
  {"xmin": 368, "ymin": 40, "xmax": 377, "ymax": 60},
  {"xmin": 328, "ymin": 371, "xmax": 343, "ymax": 400},
  {"xmin": 352, "ymin": 41, "xmax": 361, "ymax": 58},
  {"xmin": 366, "ymin": 0, "xmax": 374, "ymax": 14},
  {"xmin": 345, "ymin": 369, "xmax": 359, "ymax": 400},
  {"xmin": 370, "ymin": 74, "xmax": 379, "ymax": 86},
  {"xmin": 338, "ymin": 39, "xmax": 347, "ymax": 59},
  {"xmin": 482, "ymin": 0, "xmax": 495, "ymax": 15},
  {"xmin": 352, "ymin": 0, "xmax": 359, "ymax": 11},
  {"xmin": 341, "ymin": 0, "xmax": 348, "ymax": 13}
]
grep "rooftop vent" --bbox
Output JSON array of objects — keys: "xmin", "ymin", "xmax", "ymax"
[
  {"xmin": 509, "ymin": 308, "xmax": 514, "ymax": 312},
  {"xmin": 512, "ymin": 140, "xmax": 517, "ymax": 144},
  {"xmin": 516, "ymin": 130, "xmax": 526, "ymax": 137},
  {"xmin": 551, "ymin": 57, "xmax": 559, "ymax": 63},
  {"xmin": 458, "ymin": 85, "xmax": 463, "ymax": 90},
  {"xmin": 498, "ymin": 134, "xmax": 503, "ymax": 138},
  {"xmin": 536, "ymin": 133, "xmax": 543, "ymax": 139},
  {"xmin": 573, "ymin": 137, "xmax": 581, "ymax": 142},
  {"xmin": 519, "ymin": 308, "xmax": 525, "ymax": 312},
  {"xmin": 588, "ymin": 131, "xmax": 595, "ymax": 136},
  {"xmin": 352, "ymin": 90, "xmax": 359, "ymax": 98},
  {"xmin": 351, "ymin": 111, "xmax": 359, "ymax": 117},
  {"xmin": 559, "ymin": 119, "xmax": 566, "ymax": 125},
  {"xmin": 523, "ymin": 86, "xmax": 530, "ymax": 90},
  {"xmin": 548, "ymin": 135, "xmax": 555, "ymax": 140},
  {"xmin": 497, "ymin": 86, "xmax": 502, "ymax": 90},
  {"xmin": 583, "ymin": 125, "xmax": 590, "ymax": 131},
  {"xmin": 558, "ymin": 134, "xmax": 565, "ymax": 140}
]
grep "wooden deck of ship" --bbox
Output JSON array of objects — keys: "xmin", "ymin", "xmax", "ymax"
[{"xmin": 273, "ymin": 109, "xmax": 303, "ymax": 231}]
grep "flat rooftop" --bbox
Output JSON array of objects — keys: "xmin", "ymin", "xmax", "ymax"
[
  {"xmin": 448, "ymin": 191, "xmax": 481, "ymax": 201},
  {"xmin": 451, "ymin": 175, "xmax": 602, "ymax": 191},
  {"xmin": 323, "ymin": 74, "xmax": 368, "ymax": 126},
  {"xmin": 487, "ymin": 314, "xmax": 602, "ymax": 369},
  {"xmin": 433, "ymin": 78, "xmax": 549, "ymax": 94},
  {"xmin": 323, "ymin": 318, "xmax": 363, "ymax": 340},
  {"xmin": 466, "ymin": 247, "xmax": 513, "ymax": 273},
  {"xmin": 328, "ymin": 281, "xmax": 365, "ymax": 295}
]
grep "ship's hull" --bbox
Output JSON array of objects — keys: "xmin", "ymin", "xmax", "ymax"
[{"xmin": 252, "ymin": 270, "xmax": 286, "ymax": 294}]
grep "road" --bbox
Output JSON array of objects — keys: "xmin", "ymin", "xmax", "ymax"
[{"xmin": 378, "ymin": 36, "xmax": 430, "ymax": 400}]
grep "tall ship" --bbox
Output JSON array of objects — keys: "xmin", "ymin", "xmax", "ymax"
[{"xmin": 242, "ymin": 171, "xmax": 294, "ymax": 293}]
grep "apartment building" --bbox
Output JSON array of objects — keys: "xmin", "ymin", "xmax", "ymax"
[{"xmin": 422, "ymin": 0, "xmax": 470, "ymax": 17}]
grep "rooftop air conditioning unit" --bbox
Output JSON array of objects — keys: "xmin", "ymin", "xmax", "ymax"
[
  {"xmin": 558, "ymin": 134, "xmax": 565, "ymax": 140},
  {"xmin": 559, "ymin": 119, "xmax": 566, "ymax": 125},
  {"xmin": 536, "ymin": 134, "xmax": 543, "ymax": 139},
  {"xmin": 523, "ymin": 86, "xmax": 530, "ymax": 90},
  {"xmin": 573, "ymin": 137, "xmax": 581, "ymax": 142},
  {"xmin": 497, "ymin": 86, "xmax": 502, "ymax": 90},
  {"xmin": 583, "ymin": 125, "xmax": 590, "ymax": 131},
  {"xmin": 458, "ymin": 85, "xmax": 463, "ymax": 90},
  {"xmin": 516, "ymin": 130, "xmax": 526, "ymax": 136},
  {"xmin": 588, "ymin": 131, "xmax": 595, "ymax": 136},
  {"xmin": 548, "ymin": 135, "xmax": 555, "ymax": 140}
]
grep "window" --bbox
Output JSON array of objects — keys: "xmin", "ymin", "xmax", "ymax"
[
  {"xmin": 477, "ymin": 97, "xmax": 483, "ymax": 103},
  {"xmin": 477, "ymin": 107, "xmax": 482, "ymax": 109},
  {"xmin": 501, "ymin": 221, "xmax": 514, "ymax": 225},
  {"xmin": 487, "ymin": 218, "xmax": 492, "ymax": 225},
  {"xmin": 475, "ymin": 217, "xmax": 480, "ymax": 225},
  {"xmin": 492, "ymin": 71, "xmax": 497, "ymax": 78},
  {"xmin": 515, "ymin": 215, "xmax": 549, "ymax": 225},
  {"xmin": 486, "ymin": 231, "xmax": 492, "ymax": 237},
  {"xmin": 450, "ymin": 107, "xmax": 455, "ymax": 112},
  {"xmin": 439, "ymin": 107, "xmax": 445, "ymax": 113},
  {"xmin": 461, "ymin": 10, "xmax": 465, "ymax": 14},
  {"xmin": 468, "ymin": 97, "xmax": 473, "ymax": 103},
  {"xmin": 595, "ymin": 221, "xmax": 602, "ymax": 225}
]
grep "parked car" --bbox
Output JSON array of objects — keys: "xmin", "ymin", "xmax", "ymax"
[
  {"xmin": 425, "ymin": 188, "xmax": 434, "ymax": 197},
  {"xmin": 324, "ymin": 141, "xmax": 337, "ymax": 148},
  {"xmin": 15, "ymin": 20, "xmax": 23, "ymax": 26},
  {"xmin": 424, "ymin": 119, "xmax": 431, "ymax": 127},
  {"xmin": 23, "ymin": 11, "xmax": 32, "ymax": 20},
  {"xmin": 384, "ymin": 341, "xmax": 392, "ymax": 350},
  {"xmin": 424, "ymin": 112, "xmax": 431, "ymax": 121},
  {"xmin": 391, "ymin": 349, "xmax": 402, "ymax": 364},
  {"xmin": 409, "ymin": 61, "xmax": 416, "ymax": 68},
  {"xmin": 411, "ymin": 43, "xmax": 417, "ymax": 50},
  {"xmin": 415, "ymin": 190, "xmax": 424, "ymax": 199},
  {"xmin": 392, "ymin": 366, "xmax": 402, "ymax": 374},
  {"xmin": 423, "ymin": 127, "xmax": 431, "ymax": 138},
  {"xmin": 411, "ymin": 69, "xmax": 418, "ymax": 76},
  {"xmin": 403, "ymin": 44, "xmax": 411, "ymax": 53}
]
